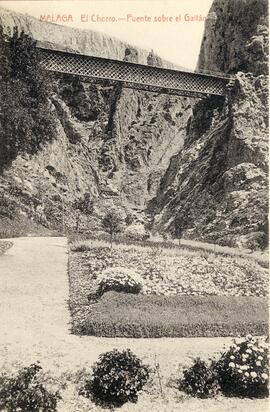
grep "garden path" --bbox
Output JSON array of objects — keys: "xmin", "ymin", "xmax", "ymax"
[{"xmin": 0, "ymin": 237, "xmax": 268, "ymax": 412}]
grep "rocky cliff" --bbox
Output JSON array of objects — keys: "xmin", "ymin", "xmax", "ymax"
[
  {"xmin": 0, "ymin": 7, "xmax": 179, "ymax": 68},
  {"xmin": 149, "ymin": 0, "xmax": 268, "ymax": 249},
  {"xmin": 0, "ymin": 7, "xmax": 191, "ymax": 233},
  {"xmin": 0, "ymin": 1, "xmax": 268, "ymax": 249}
]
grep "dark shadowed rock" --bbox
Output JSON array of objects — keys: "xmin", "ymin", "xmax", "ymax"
[{"xmin": 149, "ymin": 0, "xmax": 268, "ymax": 250}]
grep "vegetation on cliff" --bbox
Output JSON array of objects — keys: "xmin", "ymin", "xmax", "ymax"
[{"xmin": 0, "ymin": 27, "xmax": 56, "ymax": 171}]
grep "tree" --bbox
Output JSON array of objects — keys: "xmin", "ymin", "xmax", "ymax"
[
  {"xmin": 161, "ymin": 232, "xmax": 169, "ymax": 242},
  {"xmin": 101, "ymin": 209, "xmax": 125, "ymax": 248},
  {"xmin": 174, "ymin": 223, "xmax": 183, "ymax": 246},
  {"xmin": 73, "ymin": 193, "xmax": 94, "ymax": 232},
  {"xmin": 125, "ymin": 212, "xmax": 134, "ymax": 226}
]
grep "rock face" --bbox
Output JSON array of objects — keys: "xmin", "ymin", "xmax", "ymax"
[
  {"xmin": 0, "ymin": 7, "xmax": 191, "ymax": 231},
  {"xmin": 0, "ymin": 1, "xmax": 268, "ymax": 249},
  {"xmin": 198, "ymin": 0, "xmax": 268, "ymax": 76},
  {"xmin": 149, "ymin": 0, "xmax": 268, "ymax": 249},
  {"xmin": 0, "ymin": 6, "xmax": 180, "ymax": 68}
]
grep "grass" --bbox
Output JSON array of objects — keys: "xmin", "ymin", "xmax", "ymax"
[
  {"xmin": 70, "ymin": 235, "xmax": 269, "ymax": 269},
  {"xmin": 73, "ymin": 292, "xmax": 268, "ymax": 338},
  {"xmin": 69, "ymin": 239, "xmax": 268, "ymax": 338},
  {"xmin": 0, "ymin": 216, "xmax": 61, "ymax": 239}
]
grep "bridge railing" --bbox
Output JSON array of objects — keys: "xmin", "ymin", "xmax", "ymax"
[{"xmin": 37, "ymin": 46, "xmax": 232, "ymax": 98}]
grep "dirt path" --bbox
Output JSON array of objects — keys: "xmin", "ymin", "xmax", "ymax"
[{"xmin": 0, "ymin": 237, "xmax": 268, "ymax": 412}]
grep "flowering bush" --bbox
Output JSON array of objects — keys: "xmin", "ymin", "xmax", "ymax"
[
  {"xmin": 95, "ymin": 267, "xmax": 143, "ymax": 297},
  {"xmin": 178, "ymin": 358, "xmax": 220, "ymax": 398},
  {"xmin": 81, "ymin": 349, "xmax": 150, "ymax": 406},
  {"xmin": 124, "ymin": 224, "xmax": 150, "ymax": 241},
  {"xmin": 178, "ymin": 336, "xmax": 269, "ymax": 399},
  {"xmin": 0, "ymin": 363, "xmax": 61, "ymax": 411},
  {"xmin": 215, "ymin": 335, "xmax": 269, "ymax": 398}
]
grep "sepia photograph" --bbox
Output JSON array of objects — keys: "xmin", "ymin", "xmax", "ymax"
[{"xmin": 0, "ymin": 0, "xmax": 268, "ymax": 410}]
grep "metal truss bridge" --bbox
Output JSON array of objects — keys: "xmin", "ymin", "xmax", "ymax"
[{"xmin": 37, "ymin": 46, "xmax": 232, "ymax": 98}]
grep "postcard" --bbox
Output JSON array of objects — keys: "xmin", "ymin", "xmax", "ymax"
[{"xmin": 0, "ymin": 1, "xmax": 268, "ymax": 411}]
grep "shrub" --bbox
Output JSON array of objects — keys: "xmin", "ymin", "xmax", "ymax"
[
  {"xmin": 178, "ymin": 358, "xmax": 220, "ymax": 398},
  {"xmin": 124, "ymin": 224, "xmax": 150, "ymax": 241},
  {"xmin": 95, "ymin": 267, "xmax": 143, "ymax": 297},
  {"xmin": 81, "ymin": 349, "xmax": 150, "ymax": 406},
  {"xmin": 215, "ymin": 335, "xmax": 269, "ymax": 398},
  {"xmin": 71, "ymin": 241, "xmax": 91, "ymax": 252},
  {"xmin": 0, "ymin": 196, "xmax": 17, "ymax": 219},
  {"xmin": 125, "ymin": 212, "xmax": 135, "ymax": 226},
  {"xmin": 178, "ymin": 335, "xmax": 269, "ymax": 400},
  {"xmin": 0, "ymin": 363, "xmax": 61, "ymax": 411}
]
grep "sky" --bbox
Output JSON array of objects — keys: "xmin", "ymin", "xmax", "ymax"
[{"xmin": 0, "ymin": 0, "xmax": 214, "ymax": 69}]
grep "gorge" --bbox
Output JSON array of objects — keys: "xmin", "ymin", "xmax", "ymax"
[{"xmin": 0, "ymin": 0, "xmax": 268, "ymax": 250}]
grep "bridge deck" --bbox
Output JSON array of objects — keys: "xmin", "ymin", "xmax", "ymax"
[{"xmin": 38, "ymin": 46, "xmax": 231, "ymax": 98}]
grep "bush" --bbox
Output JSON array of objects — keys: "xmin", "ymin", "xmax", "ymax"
[
  {"xmin": 0, "ymin": 363, "xmax": 61, "ymax": 411},
  {"xmin": 215, "ymin": 335, "xmax": 269, "ymax": 398},
  {"xmin": 0, "ymin": 196, "xmax": 17, "ymax": 219},
  {"xmin": 178, "ymin": 335, "xmax": 269, "ymax": 400},
  {"xmin": 71, "ymin": 241, "xmax": 91, "ymax": 252},
  {"xmin": 178, "ymin": 358, "xmax": 220, "ymax": 398},
  {"xmin": 95, "ymin": 267, "xmax": 143, "ymax": 297},
  {"xmin": 124, "ymin": 224, "xmax": 150, "ymax": 241},
  {"xmin": 81, "ymin": 349, "xmax": 150, "ymax": 406}
]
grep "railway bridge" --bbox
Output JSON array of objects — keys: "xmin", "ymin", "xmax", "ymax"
[{"xmin": 37, "ymin": 46, "xmax": 233, "ymax": 98}]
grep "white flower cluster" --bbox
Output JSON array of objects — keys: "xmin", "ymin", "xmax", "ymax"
[
  {"xmin": 96, "ymin": 266, "xmax": 144, "ymax": 294},
  {"xmin": 227, "ymin": 335, "xmax": 269, "ymax": 381}
]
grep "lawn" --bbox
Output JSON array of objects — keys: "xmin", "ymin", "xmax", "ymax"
[{"xmin": 69, "ymin": 239, "xmax": 268, "ymax": 338}]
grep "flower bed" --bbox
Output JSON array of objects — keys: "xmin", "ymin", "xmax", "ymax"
[
  {"xmin": 70, "ymin": 242, "xmax": 268, "ymax": 298},
  {"xmin": 68, "ymin": 241, "xmax": 268, "ymax": 338}
]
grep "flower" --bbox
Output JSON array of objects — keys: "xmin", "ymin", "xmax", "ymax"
[
  {"xmin": 230, "ymin": 355, "xmax": 235, "ymax": 360},
  {"xmin": 244, "ymin": 372, "xmax": 250, "ymax": 377},
  {"xmin": 246, "ymin": 349, "xmax": 252, "ymax": 354},
  {"xmin": 240, "ymin": 365, "xmax": 249, "ymax": 371},
  {"xmin": 246, "ymin": 334, "xmax": 253, "ymax": 340},
  {"xmin": 257, "ymin": 356, "xmax": 263, "ymax": 361},
  {"xmin": 261, "ymin": 373, "xmax": 268, "ymax": 380},
  {"xmin": 228, "ymin": 362, "xmax": 235, "ymax": 368},
  {"xmin": 242, "ymin": 354, "xmax": 248, "ymax": 359},
  {"xmin": 256, "ymin": 361, "xmax": 262, "ymax": 367},
  {"xmin": 250, "ymin": 372, "xmax": 257, "ymax": 378}
]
